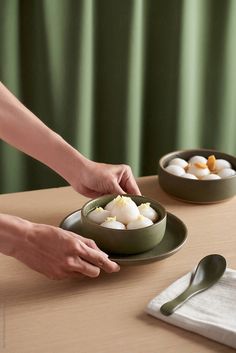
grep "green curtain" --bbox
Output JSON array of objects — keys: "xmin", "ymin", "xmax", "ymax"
[{"xmin": 0, "ymin": 0, "xmax": 235, "ymax": 193}]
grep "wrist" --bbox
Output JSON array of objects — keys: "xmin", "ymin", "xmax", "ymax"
[
  {"xmin": 45, "ymin": 133, "xmax": 91, "ymax": 187},
  {"xmin": 57, "ymin": 144, "xmax": 95, "ymax": 190}
]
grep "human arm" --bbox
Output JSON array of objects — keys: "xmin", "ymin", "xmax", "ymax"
[
  {"xmin": 0, "ymin": 82, "xmax": 141, "ymax": 196},
  {"xmin": 0, "ymin": 213, "xmax": 120, "ymax": 279}
]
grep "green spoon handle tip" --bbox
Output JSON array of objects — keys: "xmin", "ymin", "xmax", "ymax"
[{"xmin": 160, "ymin": 288, "xmax": 197, "ymax": 316}]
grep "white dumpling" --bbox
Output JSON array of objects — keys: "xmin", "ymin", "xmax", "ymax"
[
  {"xmin": 215, "ymin": 159, "xmax": 232, "ymax": 172},
  {"xmin": 188, "ymin": 155, "xmax": 207, "ymax": 164},
  {"xmin": 165, "ymin": 165, "xmax": 185, "ymax": 177},
  {"xmin": 217, "ymin": 168, "xmax": 235, "ymax": 178},
  {"xmin": 100, "ymin": 217, "xmax": 126, "ymax": 230},
  {"xmin": 169, "ymin": 158, "xmax": 188, "ymax": 169},
  {"xmin": 127, "ymin": 215, "xmax": 153, "ymax": 229},
  {"xmin": 187, "ymin": 163, "xmax": 210, "ymax": 178},
  {"xmin": 105, "ymin": 195, "xmax": 121, "ymax": 211},
  {"xmin": 110, "ymin": 196, "xmax": 140, "ymax": 224},
  {"xmin": 138, "ymin": 203, "xmax": 158, "ymax": 222},
  {"xmin": 182, "ymin": 173, "xmax": 198, "ymax": 180},
  {"xmin": 201, "ymin": 174, "xmax": 221, "ymax": 180},
  {"xmin": 87, "ymin": 207, "xmax": 110, "ymax": 224}
]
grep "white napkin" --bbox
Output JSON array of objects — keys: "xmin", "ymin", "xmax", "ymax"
[{"xmin": 146, "ymin": 268, "xmax": 236, "ymax": 349}]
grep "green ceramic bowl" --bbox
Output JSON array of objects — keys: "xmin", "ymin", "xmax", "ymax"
[
  {"xmin": 81, "ymin": 194, "xmax": 167, "ymax": 255},
  {"xmin": 158, "ymin": 149, "xmax": 236, "ymax": 203}
]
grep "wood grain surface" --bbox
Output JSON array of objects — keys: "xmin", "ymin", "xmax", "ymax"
[{"xmin": 0, "ymin": 176, "xmax": 235, "ymax": 353}]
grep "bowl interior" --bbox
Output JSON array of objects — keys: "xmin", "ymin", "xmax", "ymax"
[
  {"xmin": 81, "ymin": 194, "xmax": 167, "ymax": 255},
  {"xmin": 160, "ymin": 149, "xmax": 236, "ymax": 171},
  {"xmin": 82, "ymin": 194, "xmax": 166, "ymax": 231}
]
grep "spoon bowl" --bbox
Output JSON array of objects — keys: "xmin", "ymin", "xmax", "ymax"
[
  {"xmin": 160, "ymin": 254, "xmax": 227, "ymax": 316},
  {"xmin": 191, "ymin": 254, "xmax": 226, "ymax": 287}
]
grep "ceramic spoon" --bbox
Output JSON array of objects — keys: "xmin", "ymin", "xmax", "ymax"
[{"xmin": 160, "ymin": 254, "xmax": 227, "ymax": 316}]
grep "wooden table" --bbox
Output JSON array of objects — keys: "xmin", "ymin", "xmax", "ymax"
[{"xmin": 0, "ymin": 176, "xmax": 235, "ymax": 353}]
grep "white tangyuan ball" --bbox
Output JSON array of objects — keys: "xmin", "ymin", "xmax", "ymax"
[
  {"xmin": 165, "ymin": 165, "xmax": 185, "ymax": 177},
  {"xmin": 182, "ymin": 173, "xmax": 198, "ymax": 180},
  {"xmin": 218, "ymin": 168, "xmax": 236, "ymax": 178},
  {"xmin": 187, "ymin": 164, "xmax": 210, "ymax": 178},
  {"xmin": 138, "ymin": 203, "xmax": 158, "ymax": 222},
  {"xmin": 188, "ymin": 155, "xmax": 207, "ymax": 164},
  {"xmin": 100, "ymin": 217, "xmax": 126, "ymax": 230},
  {"xmin": 110, "ymin": 196, "xmax": 140, "ymax": 225},
  {"xmin": 105, "ymin": 195, "xmax": 121, "ymax": 211},
  {"xmin": 215, "ymin": 159, "xmax": 232, "ymax": 172},
  {"xmin": 201, "ymin": 174, "xmax": 221, "ymax": 180},
  {"xmin": 87, "ymin": 207, "xmax": 110, "ymax": 224},
  {"xmin": 169, "ymin": 158, "xmax": 188, "ymax": 169},
  {"xmin": 127, "ymin": 215, "xmax": 153, "ymax": 230}
]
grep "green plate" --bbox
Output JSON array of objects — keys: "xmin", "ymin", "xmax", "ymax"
[{"xmin": 60, "ymin": 210, "xmax": 187, "ymax": 265}]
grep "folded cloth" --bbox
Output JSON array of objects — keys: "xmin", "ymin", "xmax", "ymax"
[{"xmin": 146, "ymin": 268, "xmax": 236, "ymax": 349}]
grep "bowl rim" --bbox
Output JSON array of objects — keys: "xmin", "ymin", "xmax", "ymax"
[
  {"xmin": 81, "ymin": 193, "xmax": 167, "ymax": 233},
  {"xmin": 159, "ymin": 148, "xmax": 236, "ymax": 182}
]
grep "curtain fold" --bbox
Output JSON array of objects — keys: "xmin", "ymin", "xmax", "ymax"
[
  {"xmin": 176, "ymin": 0, "xmax": 208, "ymax": 147},
  {"xmin": 125, "ymin": 0, "xmax": 145, "ymax": 177},
  {"xmin": 218, "ymin": 0, "xmax": 236, "ymax": 152},
  {"xmin": 0, "ymin": 0, "xmax": 235, "ymax": 193}
]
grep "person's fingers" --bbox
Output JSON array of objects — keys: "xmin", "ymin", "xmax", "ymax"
[
  {"xmin": 109, "ymin": 180, "xmax": 126, "ymax": 195},
  {"xmin": 73, "ymin": 242, "xmax": 120, "ymax": 273},
  {"xmin": 81, "ymin": 176, "xmax": 125, "ymax": 197},
  {"xmin": 79, "ymin": 236, "xmax": 109, "ymax": 257},
  {"xmin": 66, "ymin": 256, "xmax": 101, "ymax": 278},
  {"xmin": 119, "ymin": 165, "xmax": 141, "ymax": 195},
  {"xmin": 70, "ymin": 231, "xmax": 108, "ymax": 256}
]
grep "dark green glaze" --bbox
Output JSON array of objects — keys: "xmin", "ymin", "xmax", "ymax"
[
  {"xmin": 80, "ymin": 194, "xmax": 166, "ymax": 255},
  {"xmin": 160, "ymin": 254, "xmax": 227, "ymax": 316},
  {"xmin": 60, "ymin": 211, "xmax": 187, "ymax": 264},
  {"xmin": 158, "ymin": 149, "xmax": 236, "ymax": 203}
]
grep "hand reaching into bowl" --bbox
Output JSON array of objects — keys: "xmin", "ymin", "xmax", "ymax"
[
  {"xmin": 71, "ymin": 160, "xmax": 141, "ymax": 198},
  {"xmin": 0, "ymin": 82, "xmax": 141, "ymax": 198},
  {"xmin": 0, "ymin": 82, "xmax": 141, "ymax": 279}
]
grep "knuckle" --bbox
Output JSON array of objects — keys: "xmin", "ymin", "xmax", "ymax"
[
  {"xmin": 86, "ymin": 238, "xmax": 97, "ymax": 248},
  {"xmin": 121, "ymin": 163, "xmax": 130, "ymax": 171},
  {"xmin": 97, "ymin": 256, "xmax": 106, "ymax": 268},
  {"xmin": 64, "ymin": 256, "xmax": 75, "ymax": 269}
]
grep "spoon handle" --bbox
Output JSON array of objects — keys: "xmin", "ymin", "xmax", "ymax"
[{"xmin": 160, "ymin": 287, "xmax": 197, "ymax": 316}]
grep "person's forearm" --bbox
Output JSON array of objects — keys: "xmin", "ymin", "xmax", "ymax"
[
  {"xmin": 0, "ymin": 82, "xmax": 88, "ymax": 185},
  {"xmin": 0, "ymin": 214, "xmax": 29, "ymax": 256}
]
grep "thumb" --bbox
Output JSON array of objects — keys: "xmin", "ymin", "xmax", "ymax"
[{"xmin": 110, "ymin": 181, "xmax": 126, "ymax": 195}]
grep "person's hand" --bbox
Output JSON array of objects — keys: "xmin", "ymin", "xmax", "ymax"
[
  {"xmin": 71, "ymin": 159, "xmax": 141, "ymax": 198},
  {"xmin": 4, "ymin": 215, "xmax": 120, "ymax": 280}
]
